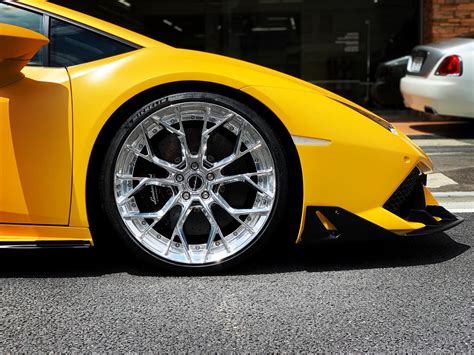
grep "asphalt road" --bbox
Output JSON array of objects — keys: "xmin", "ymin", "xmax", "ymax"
[
  {"xmin": 424, "ymin": 141, "xmax": 474, "ymax": 193},
  {"xmin": 2, "ymin": 117, "xmax": 473, "ymax": 352},
  {"xmin": 1, "ymin": 215, "xmax": 472, "ymax": 352},
  {"xmin": 390, "ymin": 114, "xmax": 474, "ymax": 194}
]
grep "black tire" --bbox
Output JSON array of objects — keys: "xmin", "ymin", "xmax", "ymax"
[{"xmin": 99, "ymin": 92, "xmax": 291, "ymax": 273}]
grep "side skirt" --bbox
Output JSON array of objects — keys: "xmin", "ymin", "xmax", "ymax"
[
  {"xmin": 0, "ymin": 224, "xmax": 94, "ymax": 246},
  {"xmin": 0, "ymin": 240, "xmax": 91, "ymax": 249}
]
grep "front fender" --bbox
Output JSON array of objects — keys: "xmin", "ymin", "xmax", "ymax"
[
  {"xmin": 67, "ymin": 47, "xmax": 431, "ymax": 241},
  {"xmin": 242, "ymin": 85, "xmax": 433, "ymax": 240},
  {"xmin": 67, "ymin": 48, "xmax": 315, "ymax": 227}
]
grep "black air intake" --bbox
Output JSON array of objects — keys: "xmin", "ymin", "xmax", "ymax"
[{"xmin": 384, "ymin": 168, "xmax": 426, "ymax": 218}]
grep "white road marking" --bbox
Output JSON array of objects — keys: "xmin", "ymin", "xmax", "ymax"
[
  {"xmin": 429, "ymin": 152, "xmax": 473, "ymax": 156},
  {"xmin": 433, "ymin": 191, "xmax": 474, "ymax": 213},
  {"xmin": 437, "ymin": 202, "xmax": 474, "ymax": 213},
  {"xmin": 433, "ymin": 191, "xmax": 474, "ymax": 197},
  {"xmin": 427, "ymin": 173, "xmax": 458, "ymax": 188},
  {"xmin": 414, "ymin": 139, "xmax": 471, "ymax": 147}
]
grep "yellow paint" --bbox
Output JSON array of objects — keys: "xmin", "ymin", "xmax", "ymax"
[
  {"xmin": 423, "ymin": 186, "xmax": 440, "ymax": 206},
  {"xmin": 0, "ymin": 67, "xmax": 72, "ymax": 225},
  {"xmin": 0, "ymin": 23, "xmax": 49, "ymax": 87},
  {"xmin": 315, "ymin": 211, "xmax": 337, "ymax": 231},
  {"xmin": 0, "ymin": 0, "xmax": 453, "ymax": 245},
  {"xmin": 0, "ymin": 97, "xmax": 28, "ymax": 216},
  {"xmin": 358, "ymin": 207, "xmax": 424, "ymax": 232},
  {"xmin": 0, "ymin": 224, "xmax": 92, "ymax": 243}
]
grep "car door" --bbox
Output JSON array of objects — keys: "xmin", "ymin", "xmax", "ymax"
[{"xmin": 0, "ymin": 3, "xmax": 73, "ymax": 225}]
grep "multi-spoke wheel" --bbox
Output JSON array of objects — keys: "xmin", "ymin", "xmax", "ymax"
[{"xmin": 100, "ymin": 92, "xmax": 290, "ymax": 272}]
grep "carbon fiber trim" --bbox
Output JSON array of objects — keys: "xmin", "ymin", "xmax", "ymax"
[{"xmin": 302, "ymin": 206, "xmax": 463, "ymax": 242}]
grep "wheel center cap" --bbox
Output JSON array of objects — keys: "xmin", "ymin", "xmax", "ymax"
[{"xmin": 187, "ymin": 174, "xmax": 203, "ymax": 191}]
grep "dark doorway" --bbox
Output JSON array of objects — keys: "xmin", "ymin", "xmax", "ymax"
[{"xmin": 51, "ymin": 0, "xmax": 421, "ymax": 106}]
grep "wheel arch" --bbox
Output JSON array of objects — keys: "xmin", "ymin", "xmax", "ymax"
[{"xmin": 86, "ymin": 80, "xmax": 303, "ymax": 246}]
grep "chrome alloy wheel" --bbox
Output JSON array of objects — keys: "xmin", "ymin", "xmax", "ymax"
[{"xmin": 113, "ymin": 101, "xmax": 276, "ymax": 265}]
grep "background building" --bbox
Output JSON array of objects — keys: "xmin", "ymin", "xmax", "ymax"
[
  {"xmin": 52, "ymin": 0, "xmax": 474, "ymax": 105},
  {"xmin": 424, "ymin": 0, "xmax": 473, "ymax": 43}
]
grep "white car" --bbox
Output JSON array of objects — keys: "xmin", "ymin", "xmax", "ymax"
[{"xmin": 401, "ymin": 33, "xmax": 474, "ymax": 119}]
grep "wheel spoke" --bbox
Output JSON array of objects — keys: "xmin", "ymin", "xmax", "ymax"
[
  {"xmin": 164, "ymin": 234, "xmax": 175, "ymax": 256},
  {"xmin": 211, "ymin": 169, "xmax": 274, "ymax": 198},
  {"xmin": 198, "ymin": 112, "xmax": 235, "ymax": 165},
  {"xmin": 173, "ymin": 106, "xmax": 193, "ymax": 163},
  {"xmin": 122, "ymin": 193, "xmax": 180, "ymax": 220},
  {"xmin": 154, "ymin": 115, "xmax": 184, "ymax": 137},
  {"xmin": 200, "ymin": 203, "xmax": 231, "ymax": 258},
  {"xmin": 140, "ymin": 124, "xmax": 154, "ymax": 157},
  {"xmin": 151, "ymin": 156, "xmax": 182, "ymax": 174},
  {"xmin": 125, "ymin": 126, "xmax": 182, "ymax": 174},
  {"xmin": 197, "ymin": 106, "xmax": 211, "ymax": 164},
  {"xmin": 210, "ymin": 142, "xmax": 262, "ymax": 172},
  {"xmin": 210, "ymin": 192, "xmax": 259, "ymax": 234},
  {"xmin": 202, "ymin": 113, "xmax": 234, "ymax": 137},
  {"xmin": 232, "ymin": 119, "xmax": 246, "ymax": 156},
  {"xmin": 167, "ymin": 203, "xmax": 192, "ymax": 261},
  {"xmin": 116, "ymin": 175, "xmax": 178, "ymax": 205},
  {"xmin": 154, "ymin": 107, "xmax": 192, "ymax": 165},
  {"xmin": 203, "ymin": 223, "xmax": 217, "ymax": 262},
  {"xmin": 212, "ymin": 191, "xmax": 271, "ymax": 216},
  {"xmin": 124, "ymin": 143, "xmax": 154, "ymax": 164},
  {"xmin": 117, "ymin": 177, "xmax": 148, "ymax": 205},
  {"xmin": 139, "ymin": 219, "xmax": 159, "ymax": 240}
]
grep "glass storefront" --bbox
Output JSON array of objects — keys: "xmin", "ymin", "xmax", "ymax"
[{"xmin": 52, "ymin": 0, "xmax": 421, "ymax": 106}]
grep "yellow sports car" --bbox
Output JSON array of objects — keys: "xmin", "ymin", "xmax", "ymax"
[{"xmin": 0, "ymin": 0, "xmax": 462, "ymax": 272}]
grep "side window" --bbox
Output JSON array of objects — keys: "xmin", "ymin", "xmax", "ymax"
[
  {"xmin": 49, "ymin": 18, "xmax": 135, "ymax": 67},
  {"xmin": 0, "ymin": 3, "xmax": 44, "ymax": 65}
]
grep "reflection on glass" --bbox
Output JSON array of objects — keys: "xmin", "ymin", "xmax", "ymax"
[
  {"xmin": 0, "ymin": 3, "xmax": 44, "ymax": 65},
  {"xmin": 49, "ymin": 18, "xmax": 134, "ymax": 67},
  {"xmin": 50, "ymin": 0, "xmax": 421, "ymax": 105}
]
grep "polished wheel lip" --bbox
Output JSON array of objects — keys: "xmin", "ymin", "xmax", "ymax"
[{"xmin": 113, "ymin": 100, "xmax": 276, "ymax": 265}]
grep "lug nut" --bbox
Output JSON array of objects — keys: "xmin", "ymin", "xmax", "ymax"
[
  {"xmin": 191, "ymin": 162, "xmax": 199, "ymax": 170},
  {"xmin": 175, "ymin": 174, "xmax": 184, "ymax": 182},
  {"xmin": 206, "ymin": 173, "xmax": 215, "ymax": 181},
  {"xmin": 182, "ymin": 192, "xmax": 191, "ymax": 200},
  {"xmin": 201, "ymin": 191, "xmax": 210, "ymax": 199}
]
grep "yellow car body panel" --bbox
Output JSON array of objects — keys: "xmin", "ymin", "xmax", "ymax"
[
  {"xmin": 64, "ymin": 48, "xmax": 432, "ymax": 235},
  {"xmin": 64, "ymin": 48, "xmax": 338, "ymax": 229},
  {"xmin": 0, "ymin": 67, "xmax": 72, "ymax": 225},
  {"xmin": 0, "ymin": 22, "xmax": 49, "ymax": 86},
  {"xmin": 0, "ymin": 0, "xmax": 461, "ymax": 246},
  {"xmin": 241, "ymin": 86, "xmax": 433, "ymax": 239},
  {"xmin": 0, "ymin": 224, "xmax": 91, "ymax": 243}
]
